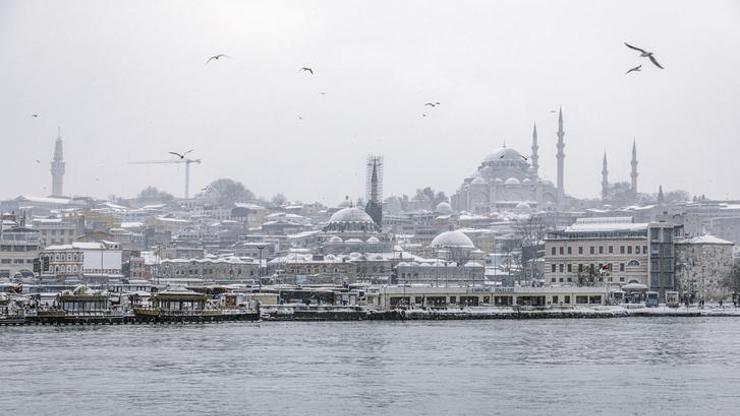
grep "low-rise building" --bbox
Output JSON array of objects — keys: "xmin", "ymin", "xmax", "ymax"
[
  {"xmin": 41, "ymin": 241, "xmax": 123, "ymax": 281},
  {"xmin": 675, "ymin": 235, "xmax": 734, "ymax": 302},
  {"xmin": 158, "ymin": 256, "xmax": 259, "ymax": 281},
  {"xmin": 0, "ymin": 226, "xmax": 40, "ymax": 279}
]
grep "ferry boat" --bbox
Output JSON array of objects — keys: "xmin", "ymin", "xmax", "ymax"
[{"xmin": 133, "ymin": 287, "xmax": 258, "ymax": 322}]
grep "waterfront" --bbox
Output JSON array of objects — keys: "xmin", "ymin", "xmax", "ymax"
[{"xmin": 2, "ymin": 318, "xmax": 740, "ymax": 415}]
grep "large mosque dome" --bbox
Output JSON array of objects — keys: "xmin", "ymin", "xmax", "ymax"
[
  {"xmin": 430, "ymin": 230, "xmax": 475, "ymax": 249},
  {"xmin": 323, "ymin": 207, "xmax": 381, "ymax": 233},
  {"xmin": 483, "ymin": 147, "xmax": 527, "ymax": 163}
]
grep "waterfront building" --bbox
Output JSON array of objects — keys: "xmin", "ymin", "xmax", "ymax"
[
  {"xmin": 158, "ymin": 256, "xmax": 259, "ymax": 282},
  {"xmin": 41, "ymin": 241, "xmax": 123, "ymax": 281},
  {"xmin": 0, "ymin": 225, "xmax": 40, "ymax": 279},
  {"xmin": 675, "ymin": 235, "xmax": 734, "ymax": 302},
  {"xmin": 395, "ymin": 260, "xmax": 485, "ymax": 286}
]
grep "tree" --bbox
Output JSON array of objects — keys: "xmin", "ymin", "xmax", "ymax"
[
  {"xmin": 137, "ymin": 186, "xmax": 174, "ymax": 202},
  {"xmin": 271, "ymin": 193, "xmax": 288, "ymax": 207},
  {"xmin": 414, "ymin": 187, "xmax": 448, "ymax": 211},
  {"xmin": 204, "ymin": 178, "xmax": 255, "ymax": 206},
  {"xmin": 576, "ymin": 266, "xmax": 598, "ymax": 287}
]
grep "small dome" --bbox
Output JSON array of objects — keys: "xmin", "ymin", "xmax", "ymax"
[
  {"xmin": 345, "ymin": 238, "xmax": 363, "ymax": 244},
  {"xmin": 431, "ymin": 230, "xmax": 475, "ymax": 249},
  {"xmin": 522, "ymin": 178, "xmax": 532, "ymax": 184},
  {"xmin": 328, "ymin": 236, "xmax": 343, "ymax": 244},
  {"xmin": 484, "ymin": 147, "xmax": 526, "ymax": 163},
  {"xmin": 505, "ymin": 177, "xmax": 521, "ymax": 185},
  {"xmin": 516, "ymin": 201, "xmax": 531, "ymax": 209},
  {"xmin": 494, "ymin": 178, "xmax": 504, "ymax": 183},
  {"xmin": 366, "ymin": 236, "xmax": 380, "ymax": 244},
  {"xmin": 435, "ymin": 202, "xmax": 453, "ymax": 214},
  {"xmin": 471, "ymin": 176, "xmax": 487, "ymax": 185}
]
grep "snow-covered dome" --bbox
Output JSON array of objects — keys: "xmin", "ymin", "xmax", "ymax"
[
  {"xmin": 484, "ymin": 147, "xmax": 526, "ymax": 163},
  {"xmin": 494, "ymin": 178, "xmax": 504, "ymax": 183},
  {"xmin": 328, "ymin": 236, "xmax": 343, "ymax": 244},
  {"xmin": 471, "ymin": 176, "xmax": 486, "ymax": 185},
  {"xmin": 516, "ymin": 201, "xmax": 531, "ymax": 209},
  {"xmin": 430, "ymin": 230, "xmax": 475, "ymax": 249},
  {"xmin": 329, "ymin": 207, "xmax": 374, "ymax": 223},
  {"xmin": 435, "ymin": 202, "xmax": 453, "ymax": 214},
  {"xmin": 323, "ymin": 207, "xmax": 380, "ymax": 233},
  {"xmin": 345, "ymin": 238, "xmax": 363, "ymax": 244},
  {"xmin": 505, "ymin": 177, "xmax": 521, "ymax": 185},
  {"xmin": 366, "ymin": 236, "xmax": 380, "ymax": 244},
  {"xmin": 522, "ymin": 178, "xmax": 532, "ymax": 184}
]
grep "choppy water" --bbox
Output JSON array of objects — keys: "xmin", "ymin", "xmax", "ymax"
[{"xmin": 2, "ymin": 318, "xmax": 740, "ymax": 415}]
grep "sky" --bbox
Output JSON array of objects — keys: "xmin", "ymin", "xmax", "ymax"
[{"xmin": 1, "ymin": 0, "xmax": 739, "ymax": 205}]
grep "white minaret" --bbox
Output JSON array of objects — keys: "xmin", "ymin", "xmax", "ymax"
[
  {"xmin": 530, "ymin": 122, "xmax": 539, "ymax": 176},
  {"xmin": 601, "ymin": 152, "xmax": 609, "ymax": 200},
  {"xmin": 631, "ymin": 139, "xmax": 638, "ymax": 195},
  {"xmin": 556, "ymin": 108, "xmax": 565, "ymax": 202},
  {"xmin": 50, "ymin": 128, "xmax": 66, "ymax": 197}
]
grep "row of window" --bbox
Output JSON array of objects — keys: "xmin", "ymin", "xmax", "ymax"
[
  {"xmin": 550, "ymin": 276, "xmax": 628, "ymax": 283},
  {"xmin": 550, "ymin": 244, "xmax": 648, "ymax": 256},
  {"xmin": 550, "ymin": 260, "xmax": 641, "ymax": 273},
  {"xmin": 0, "ymin": 259, "xmax": 35, "ymax": 264}
]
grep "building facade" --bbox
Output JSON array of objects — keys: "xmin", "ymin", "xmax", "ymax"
[{"xmin": 675, "ymin": 235, "xmax": 734, "ymax": 302}]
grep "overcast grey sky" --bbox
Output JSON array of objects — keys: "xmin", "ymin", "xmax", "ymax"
[{"xmin": 1, "ymin": 0, "xmax": 739, "ymax": 204}]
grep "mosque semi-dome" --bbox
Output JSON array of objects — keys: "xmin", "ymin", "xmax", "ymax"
[
  {"xmin": 430, "ymin": 230, "xmax": 475, "ymax": 249},
  {"xmin": 435, "ymin": 202, "xmax": 453, "ymax": 214},
  {"xmin": 505, "ymin": 177, "xmax": 521, "ymax": 185}
]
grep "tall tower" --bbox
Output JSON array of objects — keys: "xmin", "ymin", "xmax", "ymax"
[
  {"xmin": 530, "ymin": 122, "xmax": 539, "ymax": 176},
  {"xmin": 631, "ymin": 139, "xmax": 638, "ymax": 195},
  {"xmin": 601, "ymin": 152, "xmax": 609, "ymax": 200},
  {"xmin": 556, "ymin": 107, "xmax": 566, "ymax": 202},
  {"xmin": 365, "ymin": 155, "xmax": 384, "ymax": 225},
  {"xmin": 50, "ymin": 128, "xmax": 66, "ymax": 197}
]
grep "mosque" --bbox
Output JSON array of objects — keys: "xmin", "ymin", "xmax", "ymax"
[
  {"xmin": 451, "ymin": 110, "xmax": 566, "ymax": 213},
  {"xmin": 450, "ymin": 109, "xmax": 640, "ymax": 213}
]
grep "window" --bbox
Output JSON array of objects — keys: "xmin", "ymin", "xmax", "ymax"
[
  {"xmin": 578, "ymin": 264, "xmax": 583, "ymax": 272},
  {"xmin": 559, "ymin": 277, "xmax": 564, "ymax": 282},
  {"xmin": 598, "ymin": 246, "xmax": 603, "ymax": 254},
  {"xmin": 551, "ymin": 247, "xmax": 556, "ymax": 255},
  {"xmin": 628, "ymin": 260, "xmax": 640, "ymax": 267},
  {"xmin": 643, "ymin": 245, "xmax": 648, "ymax": 253},
  {"xmin": 619, "ymin": 277, "xmax": 625, "ymax": 282},
  {"xmin": 564, "ymin": 296, "xmax": 571, "ymax": 304},
  {"xmin": 620, "ymin": 263, "xmax": 625, "ymax": 272},
  {"xmin": 551, "ymin": 264, "xmax": 556, "ymax": 272},
  {"xmin": 635, "ymin": 246, "xmax": 640, "ymax": 254},
  {"xmin": 567, "ymin": 277, "xmax": 572, "ymax": 282},
  {"xmin": 559, "ymin": 247, "xmax": 564, "ymax": 255},
  {"xmin": 567, "ymin": 247, "xmax": 572, "ymax": 255},
  {"xmin": 589, "ymin": 246, "xmax": 595, "ymax": 255},
  {"xmin": 608, "ymin": 246, "xmax": 613, "ymax": 254},
  {"xmin": 627, "ymin": 246, "xmax": 632, "ymax": 254},
  {"xmin": 559, "ymin": 264, "xmax": 564, "ymax": 273},
  {"xmin": 620, "ymin": 246, "xmax": 625, "ymax": 254},
  {"xmin": 551, "ymin": 278, "xmax": 556, "ymax": 282},
  {"xmin": 553, "ymin": 296, "xmax": 559, "ymax": 304},
  {"xmin": 567, "ymin": 264, "xmax": 572, "ymax": 272},
  {"xmin": 578, "ymin": 246, "xmax": 583, "ymax": 255}
]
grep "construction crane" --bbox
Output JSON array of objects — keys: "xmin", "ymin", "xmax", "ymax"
[{"xmin": 128, "ymin": 158, "xmax": 201, "ymax": 199}]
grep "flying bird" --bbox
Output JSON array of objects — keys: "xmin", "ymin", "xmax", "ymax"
[
  {"xmin": 421, "ymin": 113, "xmax": 427, "ymax": 118},
  {"xmin": 625, "ymin": 65, "xmax": 642, "ymax": 75},
  {"xmin": 205, "ymin": 54, "xmax": 230, "ymax": 64},
  {"xmin": 300, "ymin": 67, "xmax": 314, "ymax": 74},
  {"xmin": 31, "ymin": 113, "xmax": 39, "ymax": 118},
  {"xmin": 320, "ymin": 91, "xmax": 327, "ymax": 95},
  {"xmin": 624, "ymin": 43, "xmax": 664, "ymax": 69},
  {"xmin": 168, "ymin": 150, "xmax": 194, "ymax": 159},
  {"xmin": 35, "ymin": 159, "xmax": 41, "ymax": 164},
  {"xmin": 550, "ymin": 110, "xmax": 557, "ymax": 113},
  {"xmin": 297, "ymin": 115, "xmax": 303, "ymax": 120},
  {"xmin": 424, "ymin": 102, "xmax": 441, "ymax": 107}
]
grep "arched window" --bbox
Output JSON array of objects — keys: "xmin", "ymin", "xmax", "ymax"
[{"xmin": 627, "ymin": 260, "xmax": 640, "ymax": 267}]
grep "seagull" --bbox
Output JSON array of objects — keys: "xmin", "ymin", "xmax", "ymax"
[
  {"xmin": 521, "ymin": 155, "xmax": 528, "ymax": 161},
  {"xmin": 319, "ymin": 91, "xmax": 327, "ymax": 95},
  {"xmin": 300, "ymin": 67, "xmax": 313, "ymax": 74},
  {"xmin": 625, "ymin": 65, "xmax": 642, "ymax": 75},
  {"xmin": 35, "ymin": 159, "xmax": 41, "ymax": 164},
  {"xmin": 297, "ymin": 115, "xmax": 303, "ymax": 120},
  {"xmin": 550, "ymin": 110, "xmax": 557, "ymax": 113},
  {"xmin": 624, "ymin": 43, "xmax": 664, "ymax": 69},
  {"xmin": 421, "ymin": 113, "xmax": 427, "ymax": 118},
  {"xmin": 31, "ymin": 113, "xmax": 39, "ymax": 118},
  {"xmin": 168, "ymin": 150, "xmax": 194, "ymax": 159},
  {"xmin": 424, "ymin": 102, "xmax": 440, "ymax": 107},
  {"xmin": 205, "ymin": 54, "xmax": 230, "ymax": 64}
]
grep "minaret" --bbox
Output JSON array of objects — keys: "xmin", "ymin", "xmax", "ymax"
[
  {"xmin": 601, "ymin": 152, "xmax": 609, "ymax": 200},
  {"xmin": 530, "ymin": 123, "xmax": 539, "ymax": 176},
  {"xmin": 657, "ymin": 185, "xmax": 665, "ymax": 204},
  {"xmin": 365, "ymin": 155, "xmax": 383, "ymax": 226},
  {"xmin": 631, "ymin": 139, "xmax": 638, "ymax": 195},
  {"xmin": 556, "ymin": 107, "xmax": 565, "ymax": 202},
  {"xmin": 50, "ymin": 128, "xmax": 66, "ymax": 197}
]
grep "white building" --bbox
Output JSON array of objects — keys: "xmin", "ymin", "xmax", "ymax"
[{"xmin": 41, "ymin": 241, "xmax": 123, "ymax": 280}]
